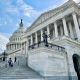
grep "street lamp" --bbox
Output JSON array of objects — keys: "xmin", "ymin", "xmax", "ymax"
[{"xmin": 2, "ymin": 51, "xmax": 7, "ymax": 61}]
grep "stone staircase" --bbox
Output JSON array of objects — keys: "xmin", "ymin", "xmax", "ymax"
[
  {"xmin": 0, "ymin": 56, "xmax": 71, "ymax": 80},
  {"xmin": 0, "ymin": 56, "xmax": 43, "ymax": 79},
  {"xmin": 0, "ymin": 65, "xmax": 43, "ymax": 79}
]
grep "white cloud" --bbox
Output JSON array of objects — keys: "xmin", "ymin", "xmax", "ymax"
[
  {"xmin": 73, "ymin": 0, "xmax": 80, "ymax": 2},
  {"xmin": 0, "ymin": 0, "xmax": 11, "ymax": 5},
  {"xmin": 6, "ymin": 7, "xmax": 19, "ymax": 15},
  {"xmin": 26, "ymin": 22, "xmax": 32, "ymax": 27},
  {"xmin": 5, "ymin": 2, "xmax": 19, "ymax": 15},
  {"xmin": 0, "ymin": 33, "xmax": 9, "ymax": 53},
  {"xmin": 0, "ymin": 0, "xmax": 41, "ymax": 18},
  {"xmin": 1, "ymin": 33, "xmax": 11, "ymax": 38},
  {"xmin": 16, "ymin": 0, "xmax": 41, "ymax": 17},
  {"xmin": 0, "ymin": 0, "xmax": 42, "ymax": 29}
]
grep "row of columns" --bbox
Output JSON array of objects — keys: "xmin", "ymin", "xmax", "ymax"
[
  {"xmin": 29, "ymin": 13, "xmax": 80, "ymax": 45},
  {"xmin": 7, "ymin": 43, "xmax": 26, "ymax": 50}
]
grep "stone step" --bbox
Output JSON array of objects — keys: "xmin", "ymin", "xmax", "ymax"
[
  {"xmin": 0, "ymin": 78, "xmax": 44, "ymax": 80},
  {"xmin": 0, "ymin": 72, "xmax": 42, "ymax": 76},
  {"xmin": 0, "ymin": 77, "xmax": 43, "ymax": 79},
  {"xmin": 0, "ymin": 57, "xmax": 43, "ymax": 79},
  {"xmin": 0, "ymin": 73, "xmax": 43, "ymax": 79},
  {"xmin": 0, "ymin": 66, "xmax": 43, "ymax": 79}
]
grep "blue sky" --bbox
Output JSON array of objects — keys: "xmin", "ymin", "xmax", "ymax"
[
  {"xmin": 0, "ymin": 0, "xmax": 67, "ymax": 36},
  {"xmin": 0, "ymin": 0, "xmax": 79, "ymax": 53},
  {"xmin": 0, "ymin": 0, "xmax": 79, "ymax": 36}
]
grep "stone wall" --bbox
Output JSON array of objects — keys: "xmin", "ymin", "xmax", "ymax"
[
  {"xmin": 28, "ymin": 47, "xmax": 68, "ymax": 77},
  {"xmin": 51, "ymin": 37, "xmax": 80, "ymax": 80}
]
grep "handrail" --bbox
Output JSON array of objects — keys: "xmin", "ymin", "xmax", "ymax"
[{"xmin": 28, "ymin": 41, "xmax": 65, "ymax": 52}]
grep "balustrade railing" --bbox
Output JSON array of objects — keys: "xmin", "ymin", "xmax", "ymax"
[{"xmin": 28, "ymin": 41, "xmax": 65, "ymax": 52}]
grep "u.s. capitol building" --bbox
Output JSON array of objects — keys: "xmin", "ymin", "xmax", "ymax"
[{"xmin": 5, "ymin": 0, "xmax": 80, "ymax": 80}]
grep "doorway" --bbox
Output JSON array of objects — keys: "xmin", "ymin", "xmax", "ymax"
[{"xmin": 72, "ymin": 54, "xmax": 80, "ymax": 80}]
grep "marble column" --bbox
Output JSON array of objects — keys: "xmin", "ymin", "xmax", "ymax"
[
  {"xmin": 31, "ymin": 35, "xmax": 33, "ymax": 45},
  {"xmin": 16, "ymin": 44, "xmax": 18, "ymax": 49},
  {"xmin": 72, "ymin": 13, "xmax": 80, "ymax": 40},
  {"xmin": 14, "ymin": 44, "xmax": 16, "ymax": 49},
  {"xmin": 18, "ymin": 44, "xmax": 20, "ymax": 48},
  {"xmin": 68, "ymin": 22, "xmax": 74, "ymax": 39},
  {"xmin": 54, "ymin": 22, "xmax": 58, "ymax": 38},
  {"xmin": 78, "ymin": 17, "xmax": 80, "ymax": 27},
  {"xmin": 24, "ymin": 42, "xmax": 26, "ymax": 54},
  {"xmin": 17, "ymin": 44, "xmax": 18, "ymax": 49},
  {"xmin": 8, "ymin": 45, "xmax": 10, "ymax": 50},
  {"xmin": 11, "ymin": 44, "xmax": 12, "ymax": 50},
  {"xmin": 28, "ymin": 39, "xmax": 30, "ymax": 46},
  {"xmin": 16, "ymin": 44, "xmax": 17, "ymax": 49},
  {"xmin": 35, "ymin": 32, "xmax": 38, "ymax": 43},
  {"xmin": 7, "ymin": 45, "xmax": 8, "ymax": 50},
  {"xmin": 60, "ymin": 26, "xmax": 63, "ymax": 36},
  {"xmin": 11, "ymin": 45, "xmax": 12, "ymax": 50},
  {"xmin": 53, "ymin": 29, "xmax": 55, "ymax": 38},
  {"xmin": 47, "ymin": 25, "xmax": 50, "ymax": 41},
  {"xmin": 9, "ymin": 45, "xmax": 10, "ymax": 50},
  {"xmin": 12, "ymin": 44, "xmax": 13, "ymax": 50},
  {"xmin": 8, "ymin": 45, "xmax": 9, "ymax": 50},
  {"xmin": 41, "ymin": 29, "xmax": 43, "ymax": 41},
  {"xmin": 10, "ymin": 45, "xmax": 11, "ymax": 50},
  {"xmin": 13, "ymin": 44, "xmax": 15, "ymax": 49},
  {"xmin": 15, "ymin": 44, "xmax": 16, "ymax": 49},
  {"xmin": 21, "ymin": 43, "xmax": 23, "ymax": 54},
  {"xmin": 62, "ymin": 17, "xmax": 68, "ymax": 36}
]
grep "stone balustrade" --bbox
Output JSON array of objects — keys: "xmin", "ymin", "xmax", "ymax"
[{"xmin": 28, "ymin": 41, "xmax": 65, "ymax": 52}]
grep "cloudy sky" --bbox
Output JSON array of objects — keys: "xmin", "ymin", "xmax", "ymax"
[{"xmin": 0, "ymin": 0, "xmax": 79, "ymax": 53}]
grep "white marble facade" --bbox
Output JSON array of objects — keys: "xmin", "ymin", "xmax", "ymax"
[{"xmin": 6, "ymin": 0, "xmax": 80, "ymax": 79}]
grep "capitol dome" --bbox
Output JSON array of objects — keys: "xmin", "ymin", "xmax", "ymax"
[
  {"xmin": 6, "ymin": 19, "xmax": 27, "ymax": 54},
  {"xmin": 9, "ymin": 19, "xmax": 26, "ymax": 42}
]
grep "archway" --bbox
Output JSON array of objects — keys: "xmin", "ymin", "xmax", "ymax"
[{"xmin": 72, "ymin": 54, "xmax": 80, "ymax": 80}]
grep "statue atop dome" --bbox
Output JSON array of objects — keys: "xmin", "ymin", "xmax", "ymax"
[{"xmin": 19, "ymin": 19, "xmax": 23, "ymax": 27}]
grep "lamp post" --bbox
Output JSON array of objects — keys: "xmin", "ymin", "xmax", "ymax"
[{"xmin": 2, "ymin": 51, "xmax": 7, "ymax": 61}]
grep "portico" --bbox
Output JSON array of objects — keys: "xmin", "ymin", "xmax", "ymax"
[{"xmin": 27, "ymin": 13, "xmax": 80, "ymax": 46}]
